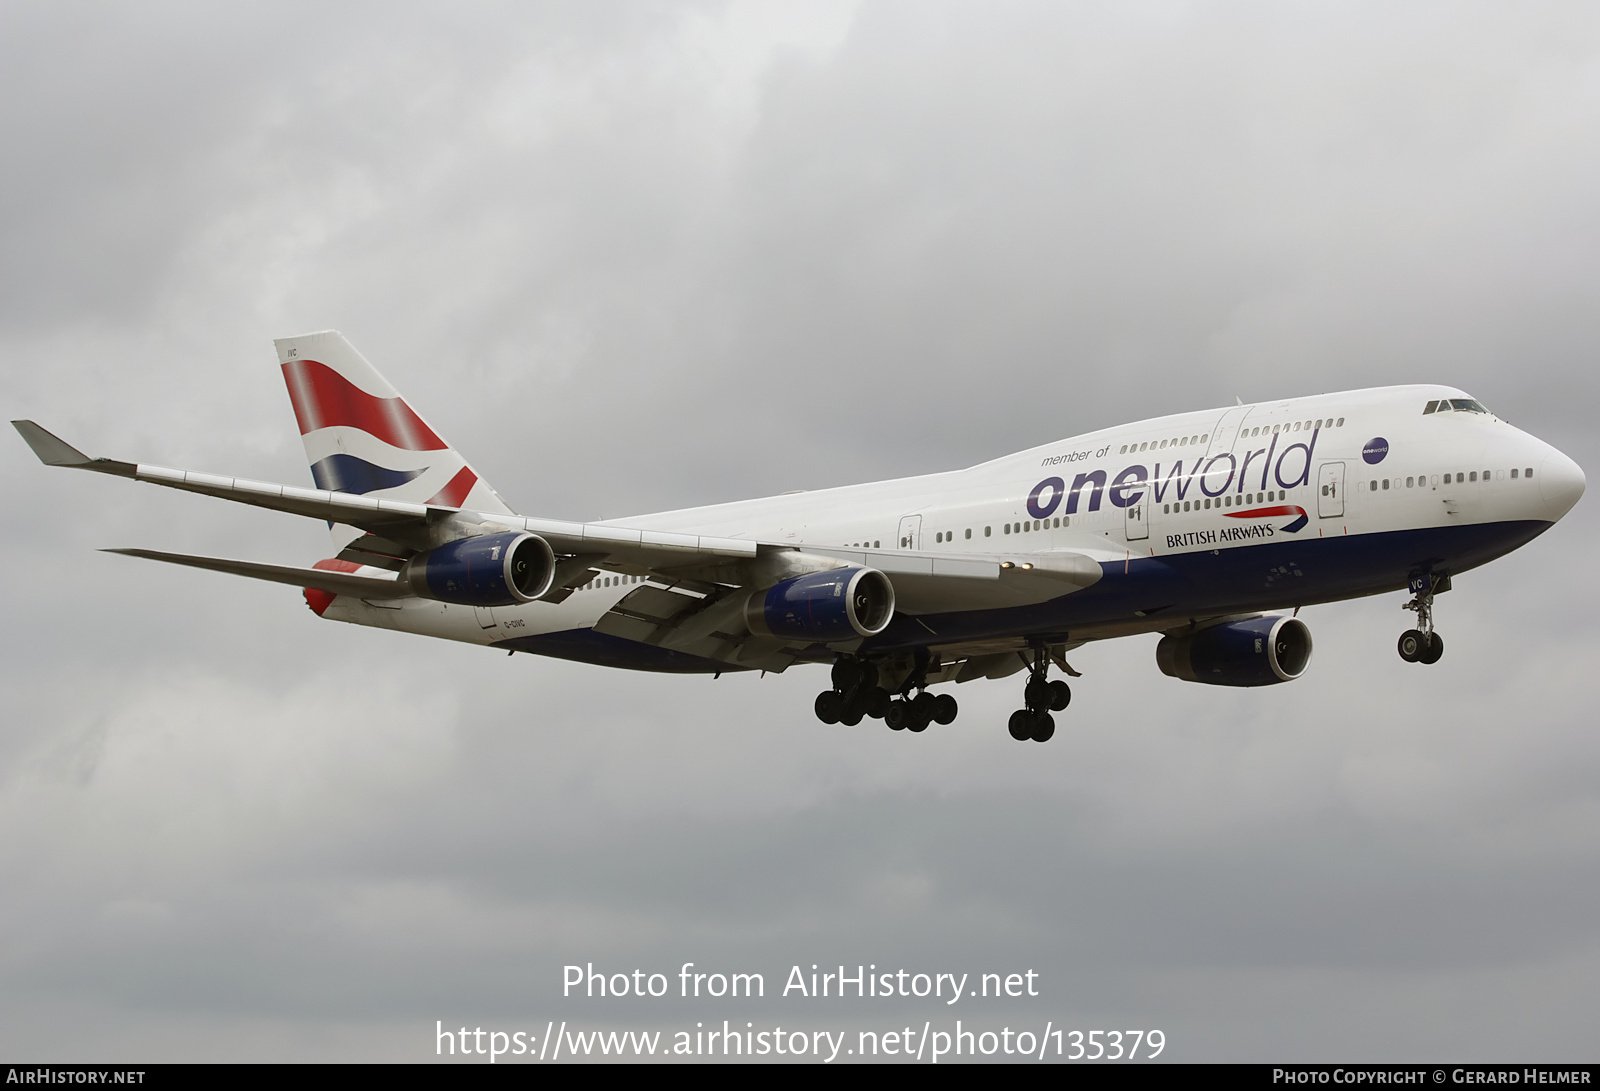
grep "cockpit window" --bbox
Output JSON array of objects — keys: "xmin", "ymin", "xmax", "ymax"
[{"xmin": 1424, "ymin": 398, "xmax": 1490, "ymax": 415}]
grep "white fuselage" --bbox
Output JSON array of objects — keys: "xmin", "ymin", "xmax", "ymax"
[{"xmin": 322, "ymin": 385, "xmax": 1584, "ymax": 663}]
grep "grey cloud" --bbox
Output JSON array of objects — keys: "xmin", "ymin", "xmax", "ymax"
[{"xmin": 3, "ymin": 0, "xmax": 1598, "ymax": 1062}]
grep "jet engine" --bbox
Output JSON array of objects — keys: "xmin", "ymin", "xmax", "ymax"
[
  {"xmin": 1156, "ymin": 615, "xmax": 1312, "ymax": 687},
  {"xmin": 745, "ymin": 567, "xmax": 895, "ymax": 643},
  {"xmin": 402, "ymin": 531, "xmax": 556, "ymax": 607}
]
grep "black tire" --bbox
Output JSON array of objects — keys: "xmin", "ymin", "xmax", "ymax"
[
  {"xmin": 866, "ymin": 686, "xmax": 892, "ymax": 719},
  {"xmin": 1024, "ymin": 676, "xmax": 1050, "ymax": 712},
  {"xmin": 840, "ymin": 708, "xmax": 863, "ymax": 727},
  {"xmin": 814, "ymin": 691, "xmax": 842, "ymax": 724},
  {"xmin": 885, "ymin": 702, "xmax": 909, "ymax": 731},
  {"xmin": 1418, "ymin": 633, "xmax": 1444, "ymax": 665},
  {"xmin": 1008, "ymin": 709, "xmax": 1033, "ymax": 741},
  {"xmin": 831, "ymin": 659, "xmax": 860, "ymax": 691},
  {"xmin": 932, "ymin": 693, "xmax": 958, "ymax": 725},
  {"xmin": 1048, "ymin": 679, "xmax": 1071, "ymax": 711},
  {"xmin": 1031, "ymin": 711, "xmax": 1055, "ymax": 743},
  {"xmin": 1397, "ymin": 630, "xmax": 1423, "ymax": 663}
]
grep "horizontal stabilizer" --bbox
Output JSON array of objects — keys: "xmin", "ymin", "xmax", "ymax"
[{"xmin": 103, "ymin": 548, "xmax": 411, "ymax": 599}]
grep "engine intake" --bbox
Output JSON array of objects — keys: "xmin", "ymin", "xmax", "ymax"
[
  {"xmin": 1156, "ymin": 615, "xmax": 1312, "ymax": 687},
  {"xmin": 403, "ymin": 531, "xmax": 556, "ymax": 607},
  {"xmin": 746, "ymin": 567, "xmax": 895, "ymax": 643}
]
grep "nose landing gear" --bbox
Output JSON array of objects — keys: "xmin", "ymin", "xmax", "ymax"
[
  {"xmin": 1398, "ymin": 572, "xmax": 1449, "ymax": 665},
  {"xmin": 1009, "ymin": 648, "xmax": 1070, "ymax": 742}
]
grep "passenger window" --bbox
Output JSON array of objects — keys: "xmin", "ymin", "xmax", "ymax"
[
  {"xmin": 965, "ymin": 528, "xmax": 972, "ymax": 539},
  {"xmin": 1201, "ymin": 435, "xmax": 1208, "ymax": 442},
  {"xmin": 1337, "ymin": 417, "xmax": 1344, "ymax": 426},
  {"xmin": 1469, "ymin": 472, "xmax": 1477, "ymax": 482},
  {"xmin": 984, "ymin": 527, "xmax": 991, "ymax": 537},
  {"xmin": 1382, "ymin": 479, "xmax": 1389, "ymax": 490},
  {"xmin": 1526, "ymin": 467, "xmax": 1534, "ymax": 478},
  {"xmin": 1406, "ymin": 477, "xmax": 1414, "ymax": 487},
  {"xmin": 1370, "ymin": 481, "xmax": 1377, "ymax": 491},
  {"xmin": 1511, "ymin": 469, "xmax": 1518, "ymax": 479}
]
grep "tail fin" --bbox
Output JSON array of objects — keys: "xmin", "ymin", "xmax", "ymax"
[{"xmin": 274, "ymin": 330, "xmax": 515, "ymax": 548}]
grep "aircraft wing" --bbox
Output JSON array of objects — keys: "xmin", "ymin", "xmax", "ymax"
[
  {"xmin": 15, "ymin": 421, "xmax": 1104, "ymax": 619},
  {"xmin": 101, "ymin": 548, "xmax": 411, "ymax": 598},
  {"xmin": 12, "ymin": 420, "xmax": 759, "ymax": 569}
]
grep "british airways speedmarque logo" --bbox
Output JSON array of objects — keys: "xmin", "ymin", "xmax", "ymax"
[{"xmin": 1228, "ymin": 504, "xmax": 1308, "ymax": 534}]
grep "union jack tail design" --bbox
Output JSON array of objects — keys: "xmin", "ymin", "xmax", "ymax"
[{"xmin": 274, "ymin": 330, "xmax": 515, "ymax": 548}]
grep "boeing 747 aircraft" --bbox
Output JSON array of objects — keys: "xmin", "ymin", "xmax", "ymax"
[{"xmin": 13, "ymin": 331, "xmax": 1585, "ymax": 742}]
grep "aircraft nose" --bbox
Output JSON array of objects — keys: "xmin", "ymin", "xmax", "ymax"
[{"xmin": 1539, "ymin": 448, "xmax": 1586, "ymax": 518}]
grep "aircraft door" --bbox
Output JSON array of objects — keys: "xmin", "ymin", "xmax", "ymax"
[
  {"xmin": 1205, "ymin": 406, "xmax": 1253, "ymax": 458},
  {"xmin": 897, "ymin": 514, "xmax": 922, "ymax": 550},
  {"xmin": 1318, "ymin": 462, "xmax": 1345, "ymax": 518},
  {"xmin": 1125, "ymin": 492, "xmax": 1149, "ymax": 540}
]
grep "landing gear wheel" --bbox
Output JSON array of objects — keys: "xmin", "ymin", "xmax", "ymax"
[
  {"xmin": 885, "ymin": 702, "xmax": 909, "ymax": 731},
  {"xmin": 1008, "ymin": 709, "xmax": 1033, "ymax": 741},
  {"xmin": 839, "ymin": 708, "xmax": 863, "ymax": 727},
  {"xmin": 814, "ymin": 691, "xmax": 842, "ymax": 724},
  {"xmin": 1024, "ymin": 676, "xmax": 1050, "ymax": 712},
  {"xmin": 1031, "ymin": 711, "xmax": 1055, "ymax": 743},
  {"xmin": 1418, "ymin": 634, "xmax": 1444, "ymax": 665},
  {"xmin": 1397, "ymin": 630, "xmax": 1423, "ymax": 663},
  {"xmin": 932, "ymin": 693, "xmax": 958, "ymax": 725},
  {"xmin": 865, "ymin": 686, "xmax": 891, "ymax": 719},
  {"xmin": 1047, "ymin": 680, "xmax": 1071, "ymax": 711}
]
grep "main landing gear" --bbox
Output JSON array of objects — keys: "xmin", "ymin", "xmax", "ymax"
[
  {"xmin": 813, "ymin": 657, "xmax": 959, "ymax": 733},
  {"xmin": 1008, "ymin": 648, "xmax": 1070, "ymax": 743},
  {"xmin": 1398, "ymin": 572, "xmax": 1448, "ymax": 665}
]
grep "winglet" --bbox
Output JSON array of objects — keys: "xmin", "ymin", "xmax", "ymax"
[{"xmin": 11, "ymin": 421, "xmax": 136, "ymax": 476}]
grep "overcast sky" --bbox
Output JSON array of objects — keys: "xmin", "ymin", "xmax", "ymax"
[{"xmin": 3, "ymin": 0, "xmax": 1598, "ymax": 1063}]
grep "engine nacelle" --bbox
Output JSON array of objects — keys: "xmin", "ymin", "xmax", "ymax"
[
  {"xmin": 1156, "ymin": 615, "xmax": 1312, "ymax": 687},
  {"xmin": 745, "ymin": 567, "xmax": 895, "ymax": 643},
  {"xmin": 403, "ymin": 531, "xmax": 556, "ymax": 607}
]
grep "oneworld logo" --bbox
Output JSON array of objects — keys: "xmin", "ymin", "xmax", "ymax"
[
  {"xmin": 1362, "ymin": 437, "xmax": 1389, "ymax": 465},
  {"xmin": 1027, "ymin": 426, "xmax": 1322, "ymax": 529}
]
